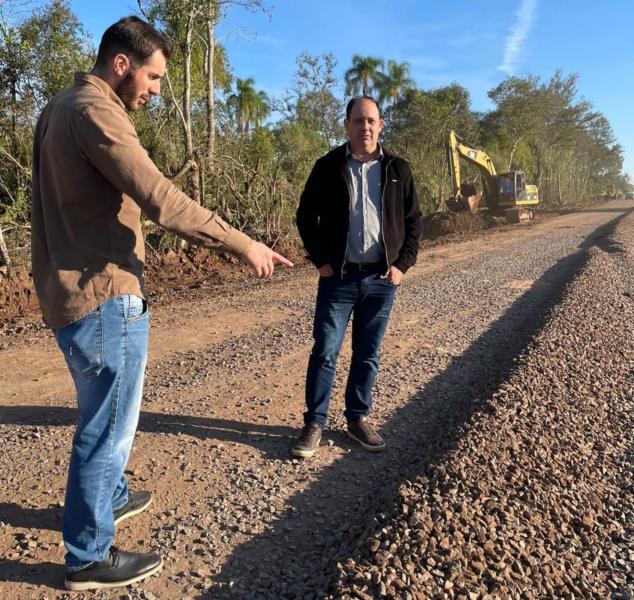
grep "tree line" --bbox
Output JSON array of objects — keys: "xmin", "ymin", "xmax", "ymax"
[{"xmin": 0, "ymin": 0, "xmax": 629, "ymax": 272}]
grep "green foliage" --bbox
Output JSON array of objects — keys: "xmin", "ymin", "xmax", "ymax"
[
  {"xmin": 21, "ymin": 0, "xmax": 93, "ymax": 106},
  {"xmin": 377, "ymin": 60, "xmax": 414, "ymax": 107},
  {"xmin": 227, "ymin": 77, "xmax": 270, "ymax": 133},
  {"xmin": 344, "ymin": 55, "xmax": 385, "ymax": 97},
  {"xmin": 486, "ymin": 70, "xmax": 626, "ymax": 207},
  {"xmin": 292, "ymin": 52, "xmax": 344, "ymax": 147},
  {"xmin": 0, "ymin": 0, "xmax": 92, "ymax": 233},
  {"xmin": 274, "ymin": 120, "xmax": 327, "ymax": 188},
  {"xmin": 343, "ymin": 55, "xmax": 414, "ymax": 114},
  {"xmin": 0, "ymin": 180, "xmax": 29, "ymax": 224},
  {"xmin": 383, "ymin": 83, "xmax": 477, "ymax": 213}
]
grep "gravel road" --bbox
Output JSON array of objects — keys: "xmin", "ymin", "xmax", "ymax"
[{"xmin": 1, "ymin": 200, "xmax": 632, "ymax": 599}]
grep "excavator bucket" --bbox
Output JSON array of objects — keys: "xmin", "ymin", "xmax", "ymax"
[
  {"xmin": 446, "ymin": 193, "xmax": 481, "ymax": 213},
  {"xmin": 446, "ymin": 183, "xmax": 481, "ymax": 214}
]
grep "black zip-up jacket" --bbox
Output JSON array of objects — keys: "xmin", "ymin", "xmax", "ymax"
[{"xmin": 296, "ymin": 143, "xmax": 423, "ymax": 276}]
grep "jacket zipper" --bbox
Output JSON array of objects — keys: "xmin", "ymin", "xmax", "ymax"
[
  {"xmin": 340, "ymin": 167, "xmax": 353, "ymax": 277},
  {"xmin": 381, "ymin": 158, "xmax": 394, "ymax": 272}
]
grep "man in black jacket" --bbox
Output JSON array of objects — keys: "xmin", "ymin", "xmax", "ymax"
[{"xmin": 293, "ymin": 96, "xmax": 422, "ymax": 458}]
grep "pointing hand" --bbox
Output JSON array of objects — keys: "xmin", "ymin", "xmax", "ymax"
[{"xmin": 243, "ymin": 241, "xmax": 294, "ymax": 278}]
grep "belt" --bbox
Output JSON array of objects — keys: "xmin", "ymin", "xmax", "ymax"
[{"xmin": 343, "ymin": 261, "xmax": 384, "ymax": 273}]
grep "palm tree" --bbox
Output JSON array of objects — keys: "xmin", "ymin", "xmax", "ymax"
[
  {"xmin": 228, "ymin": 78, "xmax": 269, "ymax": 133},
  {"xmin": 344, "ymin": 55, "xmax": 385, "ymax": 97},
  {"xmin": 379, "ymin": 60, "xmax": 415, "ymax": 108},
  {"xmin": 253, "ymin": 90, "xmax": 270, "ymax": 129}
]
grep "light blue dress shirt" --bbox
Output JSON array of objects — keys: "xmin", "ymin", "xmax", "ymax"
[{"xmin": 345, "ymin": 144, "xmax": 385, "ymax": 264}]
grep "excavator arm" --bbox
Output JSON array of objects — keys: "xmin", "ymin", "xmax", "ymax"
[{"xmin": 447, "ymin": 130, "xmax": 500, "ymax": 212}]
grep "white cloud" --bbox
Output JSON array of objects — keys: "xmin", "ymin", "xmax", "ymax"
[
  {"xmin": 253, "ymin": 35, "xmax": 289, "ymax": 49},
  {"xmin": 498, "ymin": 0, "xmax": 538, "ymax": 74}
]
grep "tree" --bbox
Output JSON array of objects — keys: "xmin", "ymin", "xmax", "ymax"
[
  {"xmin": 487, "ymin": 75, "xmax": 539, "ymax": 171},
  {"xmin": 137, "ymin": 0, "xmax": 267, "ymax": 204},
  {"xmin": 0, "ymin": 0, "xmax": 91, "ymax": 228},
  {"xmin": 0, "ymin": 224, "xmax": 9, "ymax": 274},
  {"xmin": 21, "ymin": 0, "xmax": 93, "ymax": 106},
  {"xmin": 228, "ymin": 77, "xmax": 269, "ymax": 133},
  {"xmin": 291, "ymin": 52, "xmax": 343, "ymax": 148},
  {"xmin": 344, "ymin": 54, "xmax": 384, "ymax": 97},
  {"xmin": 378, "ymin": 60, "xmax": 414, "ymax": 108},
  {"xmin": 201, "ymin": 0, "xmax": 266, "ymax": 158},
  {"xmin": 383, "ymin": 83, "xmax": 476, "ymax": 212},
  {"xmin": 484, "ymin": 70, "xmax": 625, "ymax": 206},
  {"xmin": 253, "ymin": 90, "xmax": 270, "ymax": 129},
  {"xmin": 137, "ymin": 0, "xmax": 202, "ymax": 202}
]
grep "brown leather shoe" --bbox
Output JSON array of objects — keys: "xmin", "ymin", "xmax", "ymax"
[
  {"xmin": 347, "ymin": 418, "xmax": 385, "ymax": 452},
  {"xmin": 291, "ymin": 423, "xmax": 322, "ymax": 458}
]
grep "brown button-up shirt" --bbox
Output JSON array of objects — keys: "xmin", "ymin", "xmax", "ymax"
[{"xmin": 31, "ymin": 72, "xmax": 252, "ymax": 328}]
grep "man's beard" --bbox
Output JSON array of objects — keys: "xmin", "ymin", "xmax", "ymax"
[{"xmin": 115, "ymin": 71, "xmax": 139, "ymax": 111}]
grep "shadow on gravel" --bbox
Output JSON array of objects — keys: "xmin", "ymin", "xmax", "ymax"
[
  {"xmin": 0, "ymin": 502, "xmax": 61, "ymax": 532},
  {"xmin": 0, "ymin": 407, "xmax": 295, "ymax": 458},
  {"xmin": 200, "ymin": 208, "xmax": 633, "ymax": 598},
  {"xmin": 0, "ymin": 412, "xmax": 294, "ymax": 525},
  {"xmin": 0, "ymin": 560, "xmax": 61, "ymax": 589}
]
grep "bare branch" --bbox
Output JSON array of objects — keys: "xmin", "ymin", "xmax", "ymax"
[
  {"xmin": 162, "ymin": 70, "xmax": 188, "ymax": 134},
  {"xmin": 2, "ymin": 221, "xmax": 31, "ymax": 231},
  {"xmin": 169, "ymin": 159, "xmax": 197, "ymax": 183},
  {"xmin": 0, "ymin": 176, "xmax": 16, "ymax": 204},
  {"xmin": 136, "ymin": 0, "xmax": 150, "ymax": 19},
  {"xmin": 0, "ymin": 224, "xmax": 11, "ymax": 273},
  {"xmin": 0, "ymin": 147, "xmax": 31, "ymax": 177}
]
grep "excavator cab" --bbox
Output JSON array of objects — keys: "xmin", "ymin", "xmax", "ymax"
[
  {"xmin": 500, "ymin": 171, "xmax": 539, "ymax": 208},
  {"xmin": 497, "ymin": 172, "xmax": 518, "ymax": 204},
  {"xmin": 496, "ymin": 171, "xmax": 539, "ymax": 221},
  {"xmin": 497, "ymin": 171, "xmax": 531, "ymax": 206}
]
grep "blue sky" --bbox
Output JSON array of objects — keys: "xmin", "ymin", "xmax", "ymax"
[{"xmin": 57, "ymin": 0, "xmax": 634, "ymax": 177}]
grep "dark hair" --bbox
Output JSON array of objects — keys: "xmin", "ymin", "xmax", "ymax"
[
  {"xmin": 345, "ymin": 96, "xmax": 381, "ymax": 120},
  {"xmin": 95, "ymin": 16, "xmax": 172, "ymax": 69}
]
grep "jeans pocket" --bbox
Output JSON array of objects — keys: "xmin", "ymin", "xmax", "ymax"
[
  {"xmin": 54, "ymin": 310, "xmax": 104, "ymax": 379},
  {"xmin": 126, "ymin": 295, "xmax": 148, "ymax": 323},
  {"xmin": 377, "ymin": 274, "xmax": 399, "ymax": 287}
]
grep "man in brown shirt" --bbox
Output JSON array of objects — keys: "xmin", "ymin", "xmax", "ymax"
[{"xmin": 31, "ymin": 16, "xmax": 291, "ymax": 591}]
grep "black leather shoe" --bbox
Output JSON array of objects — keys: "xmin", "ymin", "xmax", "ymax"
[
  {"xmin": 113, "ymin": 490, "xmax": 152, "ymax": 526},
  {"xmin": 64, "ymin": 546, "xmax": 163, "ymax": 591}
]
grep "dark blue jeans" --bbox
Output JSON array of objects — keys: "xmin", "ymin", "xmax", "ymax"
[
  {"xmin": 53, "ymin": 295, "xmax": 149, "ymax": 570},
  {"xmin": 304, "ymin": 271, "xmax": 397, "ymax": 427}
]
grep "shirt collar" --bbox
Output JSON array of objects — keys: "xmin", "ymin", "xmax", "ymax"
[
  {"xmin": 74, "ymin": 72, "xmax": 126, "ymax": 110},
  {"xmin": 346, "ymin": 142, "xmax": 383, "ymax": 162}
]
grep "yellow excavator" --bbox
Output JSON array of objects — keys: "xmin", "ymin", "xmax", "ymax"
[{"xmin": 446, "ymin": 130, "xmax": 539, "ymax": 222}]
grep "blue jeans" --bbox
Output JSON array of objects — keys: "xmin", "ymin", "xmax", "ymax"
[
  {"xmin": 304, "ymin": 271, "xmax": 397, "ymax": 427},
  {"xmin": 53, "ymin": 295, "xmax": 149, "ymax": 570}
]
